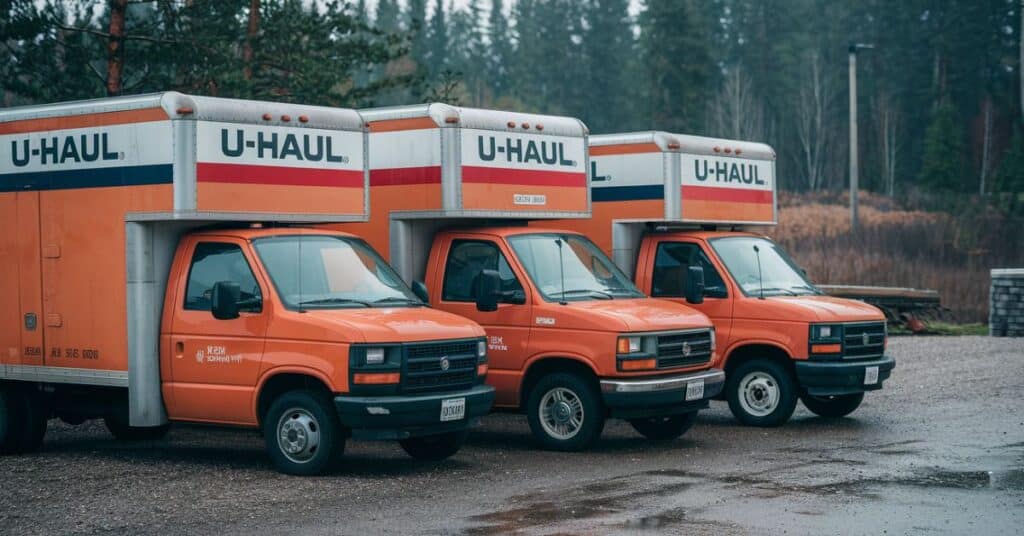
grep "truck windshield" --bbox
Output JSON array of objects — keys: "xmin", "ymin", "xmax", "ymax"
[
  {"xmin": 253, "ymin": 235, "xmax": 422, "ymax": 309},
  {"xmin": 709, "ymin": 236, "xmax": 821, "ymax": 297},
  {"xmin": 508, "ymin": 233, "xmax": 644, "ymax": 302}
]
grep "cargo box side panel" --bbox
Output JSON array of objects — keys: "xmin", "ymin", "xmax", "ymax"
[
  {"xmin": 459, "ymin": 128, "xmax": 587, "ymax": 214},
  {"xmin": 41, "ymin": 184, "xmax": 174, "ymax": 374},
  {"xmin": 0, "ymin": 193, "xmax": 44, "ymax": 367},
  {"xmin": 679, "ymin": 153, "xmax": 775, "ymax": 225},
  {"xmin": 194, "ymin": 122, "xmax": 367, "ymax": 217},
  {"xmin": 334, "ymin": 126, "xmax": 443, "ymax": 257}
]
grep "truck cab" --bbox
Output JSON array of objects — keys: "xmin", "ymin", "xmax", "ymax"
[
  {"xmin": 0, "ymin": 93, "xmax": 493, "ymax": 475},
  {"xmin": 554, "ymin": 131, "xmax": 896, "ymax": 427},
  {"xmin": 335, "ymin": 104, "xmax": 724, "ymax": 450}
]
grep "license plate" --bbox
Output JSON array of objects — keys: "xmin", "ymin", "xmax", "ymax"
[
  {"xmin": 440, "ymin": 397, "xmax": 466, "ymax": 422},
  {"xmin": 685, "ymin": 379, "xmax": 705, "ymax": 401},
  {"xmin": 864, "ymin": 366, "xmax": 879, "ymax": 385}
]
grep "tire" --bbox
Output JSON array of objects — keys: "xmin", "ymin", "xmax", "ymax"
[
  {"xmin": 0, "ymin": 387, "xmax": 16, "ymax": 455},
  {"xmin": 629, "ymin": 412, "xmax": 698, "ymax": 440},
  {"xmin": 399, "ymin": 430, "xmax": 469, "ymax": 461},
  {"xmin": 526, "ymin": 372, "xmax": 605, "ymax": 451},
  {"xmin": 103, "ymin": 416, "xmax": 171, "ymax": 441},
  {"xmin": 264, "ymin": 390, "xmax": 345, "ymax": 476},
  {"xmin": 726, "ymin": 359, "xmax": 798, "ymax": 427},
  {"xmin": 801, "ymin": 392, "xmax": 865, "ymax": 419}
]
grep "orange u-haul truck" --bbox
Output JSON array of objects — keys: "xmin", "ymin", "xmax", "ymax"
[
  {"xmin": 335, "ymin": 105, "xmax": 723, "ymax": 451},
  {"xmin": 0, "ymin": 93, "xmax": 494, "ymax": 475},
  {"xmin": 554, "ymin": 131, "xmax": 896, "ymax": 427}
]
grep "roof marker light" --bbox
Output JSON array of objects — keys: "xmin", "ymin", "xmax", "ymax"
[
  {"xmin": 298, "ymin": 115, "xmax": 309, "ymax": 123},
  {"xmin": 724, "ymin": 147, "xmax": 732, "ymax": 154},
  {"xmin": 713, "ymin": 146, "xmax": 721, "ymax": 153},
  {"xmin": 735, "ymin": 149, "xmax": 742, "ymax": 155},
  {"xmin": 444, "ymin": 116, "xmax": 459, "ymax": 124},
  {"xmin": 667, "ymin": 142, "xmax": 681, "ymax": 150},
  {"xmin": 507, "ymin": 121, "xmax": 516, "ymax": 128},
  {"xmin": 521, "ymin": 122, "xmax": 530, "ymax": 129},
  {"xmin": 281, "ymin": 114, "xmax": 291, "ymax": 122},
  {"xmin": 176, "ymin": 106, "xmax": 194, "ymax": 115},
  {"xmin": 536, "ymin": 124, "xmax": 544, "ymax": 131},
  {"xmin": 262, "ymin": 113, "xmax": 272, "ymax": 121}
]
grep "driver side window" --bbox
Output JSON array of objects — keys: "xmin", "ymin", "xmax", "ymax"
[
  {"xmin": 184, "ymin": 242, "xmax": 262, "ymax": 312},
  {"xmin": 442, "ymin": 240, "xmax": 524, "ymax": 303},
  {"xmin": 652, "ymin": 242, "xmax": 728, "ymax": 299}
]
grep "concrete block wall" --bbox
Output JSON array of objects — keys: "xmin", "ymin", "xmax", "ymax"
[{"xmin": 990, "ymin": 269, "xmax": 1024, "ymax": 337}]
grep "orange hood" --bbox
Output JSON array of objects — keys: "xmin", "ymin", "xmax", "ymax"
[
  {"xmin": 541, "ymin": 298, "xmax": 712, "ymax": 333},
  {"xmin": 302, "ymin": 306, "xmax": 485, "ymax": 343},
  {"xmin": 741, "ymin": 295, "xmax": 884, "ymax": 322}
]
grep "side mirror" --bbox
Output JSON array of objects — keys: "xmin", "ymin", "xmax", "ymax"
[
  {"xmin": 684, "ymin": 266, "xmax": 705, "ymax": 305},
  {"xmin": 211, "ymin": 281, "xmax": 241, "ymax": 320},
  {"xmin": 474, "ymin": 269, "xmax": 501, "ymax": 312},
  {"xmin": 412, "ymin": 280, "xmax": 430, "ymax": 303}
]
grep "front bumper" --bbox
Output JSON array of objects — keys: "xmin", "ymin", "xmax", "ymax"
[
  {"xmin": 795, "ymin": 355, "xmax": 896, "ymax": 396},
  {"xmin": 599, "ymin": 368, "xmax": 725, "ymax": 419},
  {"xmin": 335, "ymin": 384, "xmax": 495, "ymax": 440}
]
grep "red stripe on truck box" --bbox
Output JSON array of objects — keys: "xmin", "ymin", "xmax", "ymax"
[
  {"xmin": 682, "ymin": 185, "xmax": 772, "ymax": 204},
  {"xmin": 462, "ymin": 166, "xmax": 586, "ymax": 187},
  {"xmin": 196, "ymin": 163, "xmax": 364, "ymax": 188},
  {"xmin": 369, "ymin": 166, "xmax": 443, "ymax": 186}
]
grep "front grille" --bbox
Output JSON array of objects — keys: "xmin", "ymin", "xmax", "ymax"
[
  {"xmin": 656, "ymin": 330, "xmax": 713, "ymax": 369},
  {"xmin": 842, "ymin": 322, "xmax": 886, "ymax": 360},
  {"xmin": 402, "ymin": 340, "xmax": 478, "ymax": 393}
]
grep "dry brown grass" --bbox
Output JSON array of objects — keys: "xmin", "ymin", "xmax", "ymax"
[{"xmin": 768, "ymin": 191, "xmax": 1023, "ymax": 323}]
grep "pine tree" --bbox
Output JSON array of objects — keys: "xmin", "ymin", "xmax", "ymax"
[
  {"xmin": 426, "ymin": 0, "xmax": 449, "ymax": 72},
  {"xmin": 488, "ymin": 0, "xmax": 513, "ymax": 96},
  {"xmin": 638, "ymin": 0, "xmax": 712, "ymax": 133},
  {"xmin": 917, "ymin": 103, "xmax": 967, "ymax": 192},
  {"xmin": 406, "ymin": 0, "xmax": 429, "ymax": 67},
  {"xmin": 375, "ymin": 0, "xmax": 401, "ymax": 33},
  {"xmin": 580, "ymin": 0, "xmax": 634, "ymax": 132},
  {"xmin": 993, "ymin": 125, "xmax": 1024, "ymax": 193}
]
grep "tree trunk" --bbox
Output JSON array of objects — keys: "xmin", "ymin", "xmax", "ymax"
[
  {"xmin": 105, "ymin": 0, "xmax": 128, "ymax": 96},
  {"xmin": 243, "ymin": 0, "xmax": 260, "ymax": 81},
  {"xmin": 980, "ymin": 96, "xmax": 993, "ymax": 195}
]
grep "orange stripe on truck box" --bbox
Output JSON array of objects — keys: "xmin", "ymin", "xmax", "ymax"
[
  {"xmin": 367, "ymin": 117, "xmax": 439, "ymax": 132},
  {"xmin": 590, "ymin": 143, "xmax": 663, "ymax": 156},
  {"xmin": 681, "ymin": 199, "xmax": 774, "ymax": 222},
  {"xmin": 0, "ymin": 108, "xmax": 169, "ymax": 134},
  {"xmin": 462, "ymin": 183, "xmax": 587, "ymax": 212},
  {"xmin": 197, "ymin": 182, "xmax": 364, "ymax": 215},
  {"xmin": 682, "ymin": 185, "xmax": 773, "ymax": 204}
]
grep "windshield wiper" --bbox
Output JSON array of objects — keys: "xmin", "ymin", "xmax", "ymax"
[
  {"xmin": 550, "ymin": 289, "xmax": 613, "ymax": 300},
  {"xmin": 372, "ymin": 297, "xmax": 425, "ymax": 306},
  {"xmin": 296, "ymin": 297, "xmax": 371, "ymax": 308},
  {"xmin": 790, "ymin": 285, "xmax": 823, "ymax": 295},
  {"xmin": 757, "ymin": 287, "xmax": 798, "ymax": 296}
]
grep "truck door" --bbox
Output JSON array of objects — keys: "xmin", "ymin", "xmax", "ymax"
[
  {"xmin": 0, "ymin": 192, "xmax": 44, "ymax": 367},
  {"xmin": 648, "ymin": 240, "xmax": 735, "ymax": 352},
  {"xmin": 434, "ymin": 238, "xmax": 532, "ymax": 407},
  {"xmin": 167, "ymin": 238, "xmax": 268, "ymax": 425}
]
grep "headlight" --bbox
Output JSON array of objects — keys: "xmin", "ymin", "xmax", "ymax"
[
  {"xmin": 365, "ymin": 347, "xmax": 386, "ymax": 365},
  {"xmin": 810, "ymin": 324, "xmax": 842, "ymax": 341},
  {"xmin": 617, "ymin": 336, "xmax": 642, "ymax": 354},
  {"xmin": 477, "ymin": 340, "xmax": 487, "ymax": 359}
]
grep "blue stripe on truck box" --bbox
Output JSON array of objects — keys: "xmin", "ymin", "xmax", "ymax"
[
  {"xmin": 0, "ymin": 164, "xmax": 173, "ymax": 192},
  {"xmin": 591, "ymin": 184, "xmax": 664, "ymax": 202}
]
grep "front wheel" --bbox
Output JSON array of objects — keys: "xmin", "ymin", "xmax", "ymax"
[
  {"xmin": 526, "ymin": 372, "xmax": 605, "ymax": 451},
  {"xmin": 400, "ymin": 430, "xmax": 469, "ymax": 461},
  {"xmin": 264, "ymin": 390, "xmax": 346, "ymax": 476},
  {"xmin": 726, "ymin": 359, "xmax": 798, "ymax": 427},
  {"xmin": 801, "ymin": 392, "xmax": 864, "ymax": 418},
  {"xmin": 629, "ymin": 412, "xmax": 698, "ymax": 440}
]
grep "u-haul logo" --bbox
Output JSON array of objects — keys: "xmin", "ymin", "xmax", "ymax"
[
  {"xmin": 196, "ymin": 121, "xmax": 362, "ymax": 171},
  {"xmin": 10, "ymin": 133, "xmax": 121, "ymax": 167},
  {"xmin": 693, "ymin": 159, "xmax": 765, "ymax": 185},
  {"xmin": 477, "ymin": 135, "xmax": 576, "ymax": 167},
  {"xmin": 219, "ymin": 129, "xmax": 349, "ymax": 163}
]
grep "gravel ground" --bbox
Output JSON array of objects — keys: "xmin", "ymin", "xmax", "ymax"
[{"xmin": 1, "ymin": 336, "xmax": 1022, "ymax": 535}]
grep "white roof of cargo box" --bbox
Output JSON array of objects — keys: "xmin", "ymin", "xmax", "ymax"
[
  {"xmin": 589, "ymin": 131, "xmax": 777, "ymax": 226},
  {"xmin": 0, "ymin": 92, "xmax": 368, "ymax": 222},
  {"xmin": 360, "ymin": 103, "xmax": 590, "ymax": 219}
]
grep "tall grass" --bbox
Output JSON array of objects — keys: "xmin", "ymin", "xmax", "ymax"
[{"xmin": 769, "ymin": 191, "xmax": 1024, "ymax": 323}]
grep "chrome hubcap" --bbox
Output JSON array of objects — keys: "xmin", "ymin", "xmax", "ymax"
[
  {"xmin": 739, "ymin": 371, "xmax": 780, "ymax": 417},
  {"xmin": 277, "ymin": 408, "xmax": 320, "ymax": 464},
  {"xmin": 539, "ymin": 387, "xmax": 584, "ymax": 440}
]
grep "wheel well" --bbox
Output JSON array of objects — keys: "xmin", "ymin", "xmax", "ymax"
[
  {"xmin": 256, "ymin": 373, "xmax": 332, "ymax": 427},
  {"xmin": 519, "ymin": 357, "xmax": 597, "ymax": 410},
  {"xmin": 724, "ymin": 344, "xmax": 794, "ymax": 377}
]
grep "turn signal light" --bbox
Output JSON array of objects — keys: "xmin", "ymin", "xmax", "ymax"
[
  {"xmin": 811, "ymin": 344, "xmax": 841, "ymax": 354},
  {"xmin": 477, "ymin": 364, "xmax": 488, "ymax": 376},
  {"xmin": 620, "ymin": 359, "xmax": 656, "ymax": 371},
  {"xmin": 353, "ymin": 372, "xmax": 400, "ymax": 385}
]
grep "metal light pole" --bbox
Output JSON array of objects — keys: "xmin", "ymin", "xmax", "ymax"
[{"xmin": 848, "ymin": 43, "xmax": 873, "ymax": 234}]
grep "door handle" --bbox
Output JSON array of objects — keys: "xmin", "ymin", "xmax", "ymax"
[{"xmin": 175, "ymin": 341, "xmax": 184, "ymax": 359}]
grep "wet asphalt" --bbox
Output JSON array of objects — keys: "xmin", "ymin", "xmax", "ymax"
[{"xmin": 0, "ymin": 335, "xmax": 1022, "ymax": 535}]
